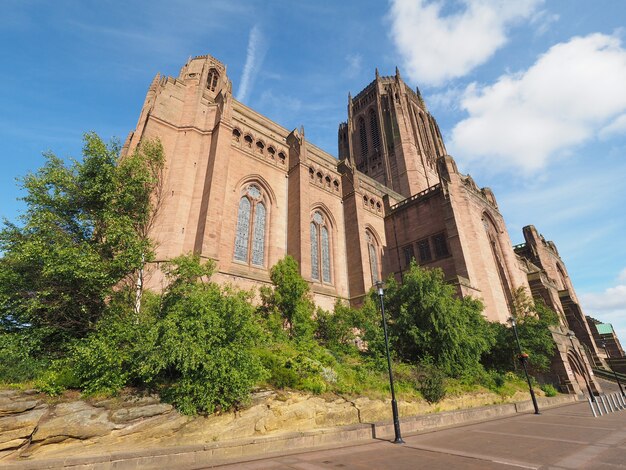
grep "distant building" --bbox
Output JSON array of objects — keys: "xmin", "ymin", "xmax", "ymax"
[
  {"xmin": 587, "ymin": 317, "xmax": 625, "ymax": 359},
  {"xmin": 122, "ymin": 54, "xmax": 606, "ymax": 395}
]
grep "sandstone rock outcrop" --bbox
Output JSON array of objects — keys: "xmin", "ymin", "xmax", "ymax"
[{"xmin": 0, "ymin": 387, "xmax": 540, "ymax": 462}]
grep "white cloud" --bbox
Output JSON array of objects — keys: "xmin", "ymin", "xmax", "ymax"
[
  {"xmin": 388, "ymin": 0, "xmax": 541, "ymax": 86},
  {"xmin": 599, "ymin": 113, "xmax": 626, "ymax": 140},
  {"xmin": 580, "ymin": 269, "xmax": 626, "ymax": 343},
  {"xmin": 449, "ymin": 33, "xmax": 626, "ymax": 173},
  {"xmin": 580, "ymin": 285, "xmax": 626, "ymax": 342},
  {"xmin": 236, "ymin": 25, "xmax": 268, "ymax": 102},
  {"xmin": 582, "ymin": 285, "xmax": 626, "ymax": 312}
]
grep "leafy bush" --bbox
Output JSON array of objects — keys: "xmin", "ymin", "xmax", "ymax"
[
  {"xmin": 415, "ymin": 362, "xmax": 447, "ymax": 404},
  {"xmin": 139, "ymin": 255, "xmax": 267, "ymax": 414},
  {"xmin": 260, "ymin": 256, "xmax": 315, "ymax": 342},
  {"xmin": 315, "ymin": 302, "xmax": 363, "ymax": 353},
  {"xmin": 41, "ymin": 255, "xmax": 266, "ymax": 415},
  {"xmin": 0, "ymin": 331, "xmax": 50, "ymax": 384},
  {"xmin": 69, "ymin": 311, "xmax": 146, "ymax": 395},
  {"xmin": 35, "ymin": 361, "xmax": 79, "ymax": 396},
  {"xmin": 541, "ymin": 383, "xmax": 558, "ymax": 397}
]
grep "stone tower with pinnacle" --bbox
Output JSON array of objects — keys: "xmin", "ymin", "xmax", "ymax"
[{"xmin": 338, "ymin": 67, "xmax": 446, "ymax": 197}]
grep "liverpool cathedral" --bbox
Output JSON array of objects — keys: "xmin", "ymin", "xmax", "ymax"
[{"xmin": 122, "ymin": 54, "xmax": 606, "ymax": 396}]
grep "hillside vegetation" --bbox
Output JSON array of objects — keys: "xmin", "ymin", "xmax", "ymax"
[{"xmin": 0, "ymin": 134, "xmax": 559, "ymax": 415}]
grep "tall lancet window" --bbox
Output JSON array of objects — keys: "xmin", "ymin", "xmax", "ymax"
[
  {"xmin": 366, "ymin": 230, "xmax": 381, "ymax": 284},
  {"xmin": 369, "ymin": 109, "xmax": 380, "ymax": 151},
  {"xmin": 234, "ymin": 184, "xmax": 267, "ymax": 267},
  {"xmin": 310, "ymin": 211, "xmax": 331, "ymax": 283},
  {"xmin": 358, "ymin": 117, "xmax": 368, "ymax": 160}
]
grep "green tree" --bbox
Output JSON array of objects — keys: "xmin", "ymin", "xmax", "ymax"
[
  {"xmin": 368, "ymin": 262, "xmax": 493, "ymax": 378},
  {"xmin": 482, "ymin": 288, "xmax": 559, "ymax": 374},
  {"xmin": 0, "ymin": 133, "xmax": 164, "ymax": 350},
  {"xmin": 315, "ymin": 301, "xmax": 364, "ymax": 353},
  {"xmin": 260, "ymin": 256, "xmax": 315, "ymax": 341},
  {"xmin": 68, "ymin": 254, "xmax": 266, "ymax": 415}
]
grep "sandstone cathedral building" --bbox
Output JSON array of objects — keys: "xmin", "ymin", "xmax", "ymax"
[{"xmin": 122, "ymin": 54, "xmax": 606, "ymax": 396}]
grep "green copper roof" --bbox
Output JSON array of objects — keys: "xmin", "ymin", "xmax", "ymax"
[{"xmin": 596, "ymin": 323, "xmax": 614, "ymax": 335}]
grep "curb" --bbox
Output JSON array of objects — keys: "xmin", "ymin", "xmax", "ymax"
[{"xmin": 2, "ymin": 394, "xmax": 578, "ymax": 469}]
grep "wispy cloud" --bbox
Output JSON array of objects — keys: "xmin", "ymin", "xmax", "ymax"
[
  {"xmin": 387, "ymin": 0, "xmax": 542, "ymax": 87},
  {"xmin": 530, "ymin": 8, "xmax": 560, "ymax": 36},
  {"xmin": 237, "ymin": 25, "xmax": 268, "ymax": 102},
  {"xmin": 343, "ymin": 53, "xmax": 362, "ymax": 79},
  {"xmin": 599, "ymin": 113, "xmax": 626, "ymax": 140},
  {"xmin": 449, "ymin": 33, "xmax": 626, "ymax": 174}
]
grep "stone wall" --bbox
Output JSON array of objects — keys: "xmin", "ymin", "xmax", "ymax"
[{"xmin": 1, "ymin": 387, "xmax": 542, "ymax": 463}]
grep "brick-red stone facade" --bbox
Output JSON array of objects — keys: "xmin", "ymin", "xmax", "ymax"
[{"xmin": 123, "ymin": 55, "xmax": 602, "ymax": 393}]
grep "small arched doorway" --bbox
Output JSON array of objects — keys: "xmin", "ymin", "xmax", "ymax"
[{"xmin": 567, "ymin": 350, "xmax": 592, "ymax": 396}]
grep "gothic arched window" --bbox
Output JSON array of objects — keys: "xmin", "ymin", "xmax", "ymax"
[
  {"xmin": 369, "ymin": 109, "xmax": 380, "ymax": 151},
  {"xmin": 207, "ymin": 68, "xmax": 219, "ymax": 91},
  {"xmin": 358, "ymin": 117, "xmax": 368, "ymax": 160},
  {"xmin": 310, "ymin": 211, "xmax": 331, "ymax": 283},
  {"xmin": 366, "ymin": 230, "xmax": 381, "ymax": 284},
  {"xmin": 482, "ymin": 214, "xmax": 513, "ymax": 309},
  {"xmin": 418, "ymin": 112, "xmax": 433, "ymax": 158},
  {"xmin": 234, "ymin": 184, "xmax": 267, "ymax": 267}
]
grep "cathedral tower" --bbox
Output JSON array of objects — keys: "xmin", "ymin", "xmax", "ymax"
[{"xmin": 338, "ymin": 68, "xmax": 446, "ymax": 197}]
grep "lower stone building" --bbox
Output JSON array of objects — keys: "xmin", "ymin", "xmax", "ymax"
[{"xmin": 122, "ymin": 54, "xmax": 604, "ymax": 395}]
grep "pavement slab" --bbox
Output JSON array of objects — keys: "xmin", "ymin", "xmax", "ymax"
[{"xmin": 210, "ymin": 398, "xmax": 626, "ymax": 470}]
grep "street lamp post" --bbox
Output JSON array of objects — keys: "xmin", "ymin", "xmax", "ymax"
[
  {"xmin": 601, "ymin": 340, "xmax": 625, "ymax": 397},
  {"xmin": 567, "ymin": 332, "xmax": 595, "ymax": 401},
  {"xmin": 508, "ymin": 316, "xmax": 540, "ymax": 414},
  {"xmin": 376, "ymin": 281, "xmax": 404, "ymax": 444}
]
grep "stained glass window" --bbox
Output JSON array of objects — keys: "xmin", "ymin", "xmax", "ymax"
[
  {"xmin": 247, "ymin": 185, "xmax": 261, "ymax": 199},
  {"xmin": 234, "ymin": 197, "xmax": 251, "ymax": 261},
  {"xmin": 321, "ymin": 226, "xmax": 331, "ymax": 283},
  {"xmin": 251, "ymin": 202, "xmax": 265, "ymax": 266},
  {"xmin": 310, "ymin": 211, "xmax": 331, "ymax": 284},
  {"xmin": 234, "ymin": 185, "xmax": 267, "ymax": 266},
  {"xmin": 310, "ymin": 223, "xmax": 319, "ymax": 280}
]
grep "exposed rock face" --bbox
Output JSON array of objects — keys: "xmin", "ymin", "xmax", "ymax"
[{"xmin": 0, "ymin": 387, "xmax": 537, "ymax": 462}]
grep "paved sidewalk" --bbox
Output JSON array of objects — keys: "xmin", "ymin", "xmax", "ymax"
[{"xmin": 209, "ymin": 398, "xmax": 626, "ymax": 470}]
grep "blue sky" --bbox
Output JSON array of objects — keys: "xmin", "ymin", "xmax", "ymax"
[{"xmin": 1, "ymin": 0, "xmax": 625, "ymax": 341}]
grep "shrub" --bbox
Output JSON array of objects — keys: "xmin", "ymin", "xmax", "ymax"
[
  {"xmin": 541, "ymin": 383, "xmax": 558, "ymax": 397},
  {"xmin": 315, "ymin": 302, "xmax": 363, "ymax": 354},
  {"xmin": 55, "ymin": 255, "xmax": 266, "ymax": 415},
  {"xmin": 69, "ymin": 311, "xmax": 145, "ymax": 395},
  {"xmin": 35, "ymin": 361, "xmax": 79, "ymax": 396},
  {"xmin": 416, "ymin": 362, "xmax": 447, "ymax": 404},
  {"xmin": 260, "ymin": 256, "xmax": 315, "ymax": 342},
  {"xmin": 140, "ymin": 256, "xmax": 266, "ymax": 414},
  {"xmin": 0, "ymin": 330, "xmax": 50, "ymax": 384}
]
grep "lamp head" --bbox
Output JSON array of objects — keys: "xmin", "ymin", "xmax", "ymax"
[
  {"xmin": 375, "ymin": 281, "xmax": 384, "ymax": 296},
  {"xmin": 507, "ymin": 316, "xmax": 516, "ymax": 327},
  {"xmin": 601, "ymin": 340, "xmax": 607, "ymax": 349},
  {"xmin": 567, "ymin": 331, "xmax": 575, "ymax": 339}
]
